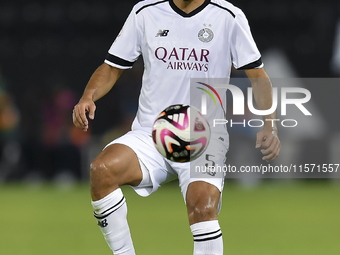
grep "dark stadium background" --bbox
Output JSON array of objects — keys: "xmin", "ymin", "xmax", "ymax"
[
  {"xmin": 0, "ymin": 0, "xmax": 339, "ymax": 180},
  {"xmin": 0, "ymin": 1, "xmax": 339, "ymax": 254}
]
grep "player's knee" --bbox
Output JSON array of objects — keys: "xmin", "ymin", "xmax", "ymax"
[
  {"xmin": 90, "ymin": 157, "xmax": 124, "ymax": 200},
  {"xmin": 186, "ymin": 182, "xmax": 220, "ymax": 224},
  {"xmin": 187, "ymin": 200, "xmax": 218, "ymax": 223},
  {"xmin": 90, "ymin": 157, "xmax": 121, "ymax": 188}
]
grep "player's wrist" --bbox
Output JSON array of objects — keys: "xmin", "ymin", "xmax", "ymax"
[
  {"xmin": 263, "ymin": 123, "xmax": 278, "ymax": 134},
  {"xmin": 80, "ymin": 92, "xmax": 95, "ymax": 102}
]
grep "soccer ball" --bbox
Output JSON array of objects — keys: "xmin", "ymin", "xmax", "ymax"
[{"xmin": 152, "ymin": 104, "xmax": 210, "ymax": 162}]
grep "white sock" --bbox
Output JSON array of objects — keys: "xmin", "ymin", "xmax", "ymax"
[
  {"xmin": 91, "ymin": 188, "xmax": 135, "ymax": 255},
  {"xmin": 190, "ymin": 220, "xmax": 223, "ymax": 255}
]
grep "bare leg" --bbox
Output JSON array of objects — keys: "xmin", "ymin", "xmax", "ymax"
[
  {"xmin": 90, "ymin": 143, "xmax": 143, "ymax": 201},
  {"xmin": 186, "ymin": 181, "xmax": 223, "ymax": 255},
  {"xmin": 90, "ymin": 144, "xmax": 143, "ymax": 255}
]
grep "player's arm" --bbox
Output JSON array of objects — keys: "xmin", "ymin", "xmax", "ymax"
[
  {"xmin": 73, "ymin": 63, "xmax": 124, "ymax": 132},
  {"xmin": 245, "ymin": 68, "xmax": 281, "ymax": 161}
]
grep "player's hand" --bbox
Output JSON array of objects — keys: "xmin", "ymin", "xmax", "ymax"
[
  {"xmin": 72, "ymin": 98, "xmax": 96, "ymax": 132},
  {"xmin": 255, "ymin": 129, "xmax": 280, "ymax": 162}
]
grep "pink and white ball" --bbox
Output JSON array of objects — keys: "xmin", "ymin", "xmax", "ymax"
[{"xmin": 152, "ymin": 104, "xmax": 210, "ymax": 162}]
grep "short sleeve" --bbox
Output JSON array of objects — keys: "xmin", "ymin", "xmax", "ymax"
[
  {"xmin": 105, "ymin": 9, "xmax": 142, "ymax": 69},
  {"xmin": 230, "ymin": 11, "xmax": 263, "ymax": 70}
]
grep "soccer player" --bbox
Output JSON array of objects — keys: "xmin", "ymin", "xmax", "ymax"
[{"xmin": 72, "ymin": 0, "xmax": 281, "ymax": 254}]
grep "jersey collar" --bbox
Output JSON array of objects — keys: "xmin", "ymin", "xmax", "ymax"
[{"xmin": 169, "ymin": 0, "xmax": 210, "ymax": 18}]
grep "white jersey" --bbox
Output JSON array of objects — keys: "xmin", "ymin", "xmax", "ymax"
[{"xmin": 105, "ymin": 0, "xmax": 262, "ymax": 133}]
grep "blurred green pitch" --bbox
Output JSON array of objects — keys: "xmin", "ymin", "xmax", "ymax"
[{"xmin": 0, "ymin": 181, "xmax": 339, "ymax": 255}]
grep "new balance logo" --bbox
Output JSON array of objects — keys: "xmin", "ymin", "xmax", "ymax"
[
  {"xmin": 98, "ymin": 219, "xmax": 108, "ymax": 228},
  {"xmin": 155, "ymin": 29, "xmax": 169, "ymax": 37}
]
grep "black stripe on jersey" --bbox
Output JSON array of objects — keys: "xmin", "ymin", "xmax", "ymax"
[
  {"xmin": 209, "ymin": 2, "xmax": 235, "ymax": 18},
  {"xmin": 106, "ymin": 53, "xmax": 134, "ymax": 67},
  {"xmin": 94, "ymin": 197, "xmax": 126, "ymax": 220},
  {"xmin": 237, "ymin": 57, "xmax": 263, "ymax": 70},
  {"xmin": 136, "ymin": 0, "xmax": 168, "ymax": 15},
  {"xmin": 169, "ymin": 0, "xmax": 210, "ymax": 18}
]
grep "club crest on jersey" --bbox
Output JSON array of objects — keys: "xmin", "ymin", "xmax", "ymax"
[{"xmin": 198, "ymin": 28, "xmax": 214, "ymax": 43}]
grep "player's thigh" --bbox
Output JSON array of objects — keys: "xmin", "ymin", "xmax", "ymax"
[{"xmin": 91, "ymin": 143, "xmax": 143, "ymax": 189}]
